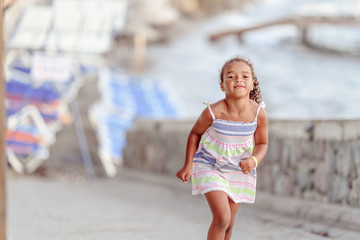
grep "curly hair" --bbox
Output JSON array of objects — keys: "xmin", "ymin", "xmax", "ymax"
[{"xmin": 219, "ymin": 56, "xmax": 262, "ymax": 104}]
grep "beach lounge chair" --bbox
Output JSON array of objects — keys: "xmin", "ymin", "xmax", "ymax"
[
  {"xmin": 6, "ymin": 105, "xmax": 54, "ymax": 173},
  {"xmin": 90, "ymin": 68, "xmax": 179, "ymax": 177}
]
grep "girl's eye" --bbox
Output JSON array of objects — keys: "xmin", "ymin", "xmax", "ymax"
[
  {"xmin": 228, "ymin": 75, "xmax": 234, "ymax": 79},
  {"xmin": 243, "ymin": 75, "xmax": 249, "ymax": 79}
]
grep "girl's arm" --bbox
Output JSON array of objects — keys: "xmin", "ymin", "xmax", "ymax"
[
  {"xmin": 239, "ymin": 108, "xmax": 268, "ymax": 174},
  {"xmin": 252, "ymin": 108, "xmax": 268, "ymax": 164},
  {"xmin": 176, "ymin": 107, "xmax": 213, "ymax": 183}
]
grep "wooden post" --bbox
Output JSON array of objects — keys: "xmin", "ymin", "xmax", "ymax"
[
  {"xmin": 300, "ymin": 26, "xmax": 309, "ymax": 45},
  {"xmin": 0, "ymin": 0, "xmax": 6, "ymax": 239},
  {"xmin": 133, "ymin": 32, "xmax": 147, "ymax": 74}
]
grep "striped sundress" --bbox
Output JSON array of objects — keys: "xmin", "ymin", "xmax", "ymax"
[{"xmin": 192, "ymin": 101, "xmax": 265, "ymax": 203}]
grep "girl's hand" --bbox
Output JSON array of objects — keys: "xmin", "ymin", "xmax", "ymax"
[
  {"xmin": 176, "ymin": 165, "xmax": 192, "ymax": 183},
  {"xmin": 239, "ymin": 157, "xmax": 256, "ymax": 174}
]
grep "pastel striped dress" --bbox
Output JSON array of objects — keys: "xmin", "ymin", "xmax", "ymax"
[{"xmin": 192, "ymin": 102, "xmax": 265, "ymax": 203}]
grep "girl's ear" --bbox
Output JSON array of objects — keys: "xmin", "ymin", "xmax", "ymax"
[{"xmin": 220, "ymin": 82, "xmax": 225, "ymax": 91}]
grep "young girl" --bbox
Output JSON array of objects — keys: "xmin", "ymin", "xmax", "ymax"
[{"xmin": 176, "ymin": 56, "xmax": 268, "ymax": 240}]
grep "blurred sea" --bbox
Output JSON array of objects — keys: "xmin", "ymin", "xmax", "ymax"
[{"xmin": 143, "ymin": 0, "xmax": 360, "ymax": 120}]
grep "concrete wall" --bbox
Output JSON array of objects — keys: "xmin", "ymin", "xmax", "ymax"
[
  {"xmin": 123, "ymin": 119, "xmax": 360, "ymax": 208},
  {"xmin": 123, "ymin": 119, "xmax": 193, "ymax": 175}
]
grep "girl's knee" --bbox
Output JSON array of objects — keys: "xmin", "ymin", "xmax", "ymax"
[
  {"xmin": 226, "ymin": 221, "xmax": 235, "ymax": 233},
  {"xmin": 213, "ymin": 213, "xmax": 231, "ymax": 229}
]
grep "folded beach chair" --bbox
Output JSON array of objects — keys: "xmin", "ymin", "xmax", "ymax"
[
  {"xmin": 98, "ymin": 69, "xmax": 179, "ymax": 118},
  {"xmin": 89, "ymin": 101, "xmax": 134, "ymax": 177},
  {"xmin": 132, "ymin": 77, "xmax": 179, "ymax": 118},
  {"xmin": 7, "ymin": 6, "xmax": 52, "ymax": 50},
  {"xmin": 6, "ymin": 105, "xmax": 54, "ymax": 173},
  {"xmin": 5, "ymin": 53, "xmax": 76, "ymax": 173},
  {"xmin": 30, "ymin": 52, "xmax": 84, "ymax": 104},
  {"xmin": 90, "ymin": 68, "xmax": 179, "ymax": 177},
  {"xmin": 6, "ymin": 78, "xmax": 71, "ymax": 132},
  {"xmin": 49, "ymin": 0, "xmax": 128, "ymax": 55}
]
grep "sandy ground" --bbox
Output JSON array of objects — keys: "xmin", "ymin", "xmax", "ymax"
[{"xmin": 7, "ymin": 168, "xmax": 360, "ymax": 240}]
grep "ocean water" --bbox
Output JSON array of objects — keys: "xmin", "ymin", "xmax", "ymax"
[{"xmin": 143, "ymin": 0, "xmax": 360, "ymax": 120}]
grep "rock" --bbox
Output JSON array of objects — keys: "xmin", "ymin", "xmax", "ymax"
[
  {"xmin": 351, "ymin": 141, "xmax": 360, "ymax": 167},
  {"xmin": 312, "ymin": 141, "xmax": 325, "ymax": 160},
  {"xmin": 268, "ymin": 137, "xmax": 280, "ymax": 163},
  {"xmin": 348, "ymin": 177, "xmax": 360, "ymax": 207},
  {"xmin": 257, "ymin": 165, "xmax": 273, "ymax": 192},
  {"xmin": 124, "ymin": 0, "xmax": 180, "ymax": 42},
  {"xmin": 324, "ymin": 142, "xmax": 336, "ymax": 174},
  {"xmin": 314, "ymin": 162, "xmax": 328, "ymax": 194},
  {"xmin": 274, "ymin": 173, "xmax": 293, "ymax": 196},
  {"xmin": 328, "ymin": 175, "xmax": 348, "ymax": 203},
  {"xmin": 280, "ymin": 140, "xmax": 290, "ymax": 167},
  {"xmin": 349, "ymin": 142, "xmax": 359, "ymax": 178},
  {"xmin": 335, "ymin": 143, "xmax": 351, "ymax": 177},
  {"xmin": 289, "ymin": 140, "xmax": 300, "ymax": 167},
  {"xmin": 296, "ymin": 159, "xmax": 315, "ymax": 192}
]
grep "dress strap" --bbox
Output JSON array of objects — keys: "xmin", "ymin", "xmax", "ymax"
[
  {"xmin": 203, "ymin": 101, "xmax": 215, "ymax": 120},
  {"xmin": 255, "ymin": 101, "xmax": 265, "ymax": 120}
]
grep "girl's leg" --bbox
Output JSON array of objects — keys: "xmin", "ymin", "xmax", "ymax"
[
  {"xmin": 225, "ymin": 198, "xmax": 240, "ymax": 240},
  {"xmin": 205, "ymin": 191, "xmax": 231, "ymax": 240}
]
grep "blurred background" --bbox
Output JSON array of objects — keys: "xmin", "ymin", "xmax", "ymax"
[
  {"xmin": 2, "ymin": 0, "xmax": 360, "ymax": 238},
  {"xmin": 4, "ymin": 0, "xmax": 360, "ymax": 177}
]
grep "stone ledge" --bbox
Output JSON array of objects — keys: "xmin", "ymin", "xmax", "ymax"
[
  {"xmin": 268, "ymin": 119, "xmax": 360, "ymax": 141},
  {"xmin": 124, "ymin": 119, "xmax": 360, "ymax": 209},
  {"xmin": 253, "ymin": 191, "xmax": 360, "ymax": 232},
  {"xmin": 120, "ymin": 167, "xmax": 360, "ymax": 233}
]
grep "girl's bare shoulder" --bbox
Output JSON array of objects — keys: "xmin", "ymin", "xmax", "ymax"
[
  {"xmin": 210, "ymin": 99, "xmax": 226, "ymax": 109},
  {"xmin": 209, "ymin": 99, "xmax": 226, "ymax": 114},
  {"xmin": 255, "ymin": 101, "xmax": 267, "ymax": 122}
]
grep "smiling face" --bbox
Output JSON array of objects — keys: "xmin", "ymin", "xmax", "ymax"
[{"xmin": 220, "ymin": 61, "xmax": 254, "ymax": 99}]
